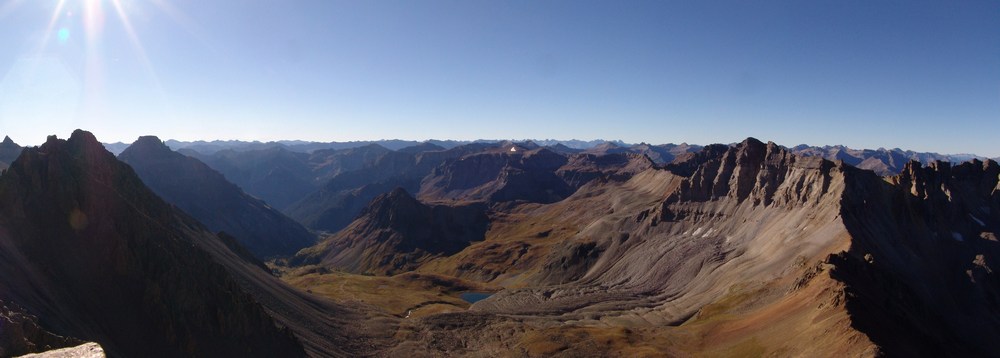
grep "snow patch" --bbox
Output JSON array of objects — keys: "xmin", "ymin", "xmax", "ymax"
[{"xmin": 969, "ymin": 214, "xmax": 986, "ymax": 227}]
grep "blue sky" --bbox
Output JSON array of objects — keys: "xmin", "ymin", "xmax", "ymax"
[{"xmin": 0, "ymin": 1, "xmax": 997, "ymax": 156}]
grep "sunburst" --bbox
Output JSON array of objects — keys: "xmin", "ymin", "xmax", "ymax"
[{"xmin": 0, "ymin": 0, "xmax": 197, "ymax": 109}]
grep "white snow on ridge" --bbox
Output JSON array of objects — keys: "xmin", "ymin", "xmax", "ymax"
[{"xmin": 969, "ymin": 214, "xmax": 986, "ymax": 227}]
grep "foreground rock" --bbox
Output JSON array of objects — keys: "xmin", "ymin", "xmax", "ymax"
[{"xmin": 17, "ymin": 343, "xmax": 105, "ymax": 358}]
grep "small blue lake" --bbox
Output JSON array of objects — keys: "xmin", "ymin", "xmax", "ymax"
[{"xmin": 459, "ymin": 292, "xmax": 493, "ymax": 304}]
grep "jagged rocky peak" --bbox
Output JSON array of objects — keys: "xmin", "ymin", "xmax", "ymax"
[
  {"xmin": 119, "ymin": 134, "xmax": 316, "ymax": 259},
  {"xmin": 664, "ymin": 143, "xmax": 729, "ymax": 176},
  {"xmin": 131, "ymin": 135, "xmax": 169, "ymax": 148},
  {"xmin": 361, "ymin": 187, "xmax": 447, "ymax": 232},
  {"xmin": 122, "ymin": 135, "xmax": 173, "ymax": 156},
  {"xmin": 40, "ymin": 130, "xmax": 105, "ymax": 154},
  {"xmin": 292, "ymin": 186, "xmax": 489, "ymax": 274},
  {"xmin": 378, "ymin": 186, "xmax": 414, "ymax": 201},
  {"xmin": 19, "ymin": 130, "xmax": 119, "ymax": 180},
  {"xmin": 121, "ymin": 136, "xmax": 174, "ymax": 157},
  {"xmin": 890, "ymin": 158, "xmax": 1000, "ymax": 201},
  {"xmin": 0, "ymin": 135, "xmax": 23, "ymax": 170},
  {"xmin": 666, "ymin": 137, "xmax": 838, "ymax": 206},
  {"xmin": 0, "ymin": 130, "xmax": 307, "ymax": 356}
]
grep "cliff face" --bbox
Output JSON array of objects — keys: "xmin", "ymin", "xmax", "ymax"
[
  {"xmin": 665, "ymin": 138, "xmax": 836, "ymax": 206},
  {"xmin": 119, "ymin": 136, "xmax": 316, "ymax": 258},
  {"xmin": 474, "ymin": 139, "xmax": 849, "ymax": 312},
  {"xmin": 834, "ymin": 158, "xmax": 1000, "ymax": 356},
  {"xmin": 0, "ymin": 301, "xmax": 82, "ymax": 357},
  {"xmin": 556, "ymin": 153, "xmax": 654, "ymax": 188},
  {"xmin": 428, "ymin": 138, "xmax": 999, "ymax": 356},
  {"xmin": 0, "ymin": 130, "xmax": 305, "ymax": 357}
]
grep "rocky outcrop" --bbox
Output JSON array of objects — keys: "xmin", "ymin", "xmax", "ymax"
[
  {"xmin": 0, "ymin": 301, "xmax": 82, "ymax": 357},
  {"xmin": 16, "ymin": 342, "xmax": 105, "ymax": 358},
  {"xmin": 556, "ymin": 153, "xmax": 654, "ymax": 188},
  {"xmin": 119, "ymin": 136, "xmax": 316, "ymax": 258},
  {"xmin": 665, "ymin": 138, "xmax": 836, "ymax": 206},
  {"xmin": 292, "ymin": 188, "xmax": 489, "ymax": 275}
]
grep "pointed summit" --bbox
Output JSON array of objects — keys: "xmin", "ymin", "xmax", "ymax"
[
  {"xmin": 119, "ymin": 136, "xmax": 317, "ymax": 258},
  {"xmin": 69, "ymin": 129, "xmax": 99, "ymax": 144},
  {"xmin": 0, "ymin": 131, "xmax": 307, "ymax": 356},
  {"xmin": 134, "ymin": 135, "xmax": 166, "ymax": 147},
  {"xmin": 0, "ymin": 135, "xmax": 22, "ymax": 168},
  {"xmin": 124, "ymin": 136, "xmax": 173, "ymax": 156}
]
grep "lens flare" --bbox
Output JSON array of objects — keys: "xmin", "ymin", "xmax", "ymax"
[
  {"xmin": 4, "ymin": 0, "xmax": 198, "ymax": 118},
  {"xmin": 57, "ymin": 28, "xmax": 70, "ymax": 43}
]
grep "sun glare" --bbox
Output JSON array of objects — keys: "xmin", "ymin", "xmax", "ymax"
[{"xmin": 1, "ymin": 0, "xmax": 173, "ymax": 112}]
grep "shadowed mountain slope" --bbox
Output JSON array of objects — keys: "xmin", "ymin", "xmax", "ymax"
[
  {"xmin": 184, "ymin": 143, "xmax": 400, "ymax": 210},
  {"xmin": 0, "ymin": 136, "xmax": 22, "ymax": 170},
  {"xmin": 285, "ymin": 144, "xmax": 490, "ymax": 232},
  {"xmin": 183, "ymin": 146, "xmax": 317, "ymax": 210},
  {"xmin": 292, "ymin": 188, "xmax": 489, "ymax": 275},
  {"xmin": 0, "ymin": 130, "xmax": 306, "ymax": 357},
  {"xmin": 418, "ymin": 146, "xmax": 653, "ymax": 204},
  {"xmin": 831, "ymin": 158, "xmax": 1000, "ymax": 356},
  {"xmin": 119, "ymin": 136, "xmax": 316, "ymax": 258},
  {"xmin": 418, "ymin": 147, "xmax": 572, "ymax": 204},
  {"xmin": 0, "ymin": 130, "xmax": 398, "ymax": 357}
]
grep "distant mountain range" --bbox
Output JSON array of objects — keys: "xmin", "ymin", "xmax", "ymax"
[
  {"xmin": 2, "ymin": 130, "xmax": 998, "ymax": 356},
  {"xmin": 99, "ymin": 137, "xmax": 1000, "ymax": 238},
  {"xmin": 99, "ymin": 138, "xmax": 633, "ymax": 156},
  {"xmin": 98, "ymin": 139, "xmax": 997, "ymax": 177}
]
